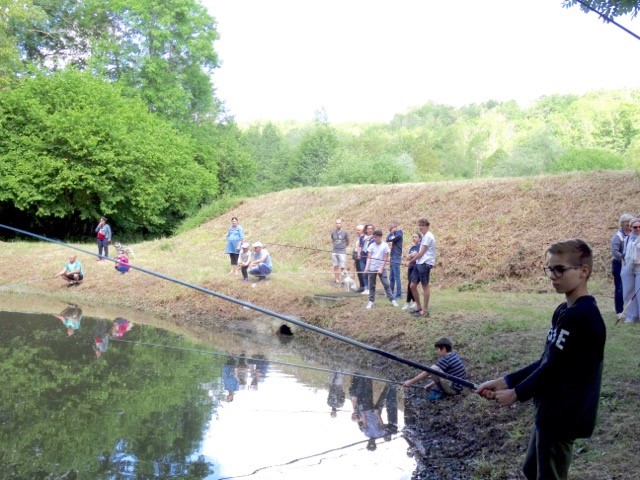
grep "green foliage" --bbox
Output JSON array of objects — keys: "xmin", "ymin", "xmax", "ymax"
[
  {"xmin": 8, "ymin": 0, "xmax": 219, "ymax": 122},
  {"xmin": 0, "ymin": 69, "xmax": 218, "ymax": 235},
  {"xmin": 563, "ymin": 0, "xmax": 640, "ymax": 18},
  {"xmin": 242, "ymin": 123, "xmax": 294, "ymax": 193},
  {"xmin": 319, "ymin": 150, "xmax": 415, "ymax": 185},
  {"xmin": 288, "ymin": 123, "xmax": 339, "ymax": 186},
  {"xmin": 551, "ymin": 147, "xmax": 624, "ymax": 172}
]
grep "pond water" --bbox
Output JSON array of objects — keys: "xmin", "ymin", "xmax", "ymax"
[{"xmin": 0, "ymin": 304, "xmax": 416, "ymax": 479}]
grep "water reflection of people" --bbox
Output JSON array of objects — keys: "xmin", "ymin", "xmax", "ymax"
[
  {"xmin": 236, "ymin": 354, "xmax": 248, "ymax": 389},
  {"xmin": 248, "ymin": 354, "xmax": 269, "ymax": 390},
  {"xmin": 93, "ymin": 318, "xmax": 110, "ymax": 358},
  {"xmin": 222, "ymin": 357, "xmax": 240, "ymax": 402},
  {"xmin": 327, "ymin": 372, "xmax": 346, "ymax": 418},
  {"xmin": 349, "ymin": 376, "xmax": 398, "ymax": 451},
  {"xmin": 111, "ymin": 317, "xmax": 133, "ymax": 338},
  {"xmin": 53, "ymin": 304, "xmax": 83, "ymax": 336}
]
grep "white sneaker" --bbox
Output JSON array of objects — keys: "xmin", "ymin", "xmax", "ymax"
[
  {"xmin": 401, "ymin": 303, "xmax": 410, "ymax": 310},
  {"xmin": 391, "ymin": 299, "xmax": 399, "ymax": 307},
  {"xmin": 366, "ymin": 301, "xmax": 373, "ymax": 309},
  {"xmin": 361, "ymin": 289, "xmax": 369, "ymax": 295},
  {"xmin": 409, "ymin": 302, "xmax": 416, "ymax": 309}
]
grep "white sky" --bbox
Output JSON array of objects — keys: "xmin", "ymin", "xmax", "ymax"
[{"xmin": 204, "ymin": 0, "xmax": 640, "ymax": 124}]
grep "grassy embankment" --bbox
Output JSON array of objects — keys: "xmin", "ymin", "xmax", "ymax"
[{"xmin": 1, "ymin": 170, "xmax": 639, "ymax": 478}]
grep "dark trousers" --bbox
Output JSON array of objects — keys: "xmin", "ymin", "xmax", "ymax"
[
  {"xmin": 406, "ymin": 266, "xmax": 415, "ymax": 303},
  {"xmin": 97, "ymin": 238, "xmax": 109, "ymax": 258},
  {"xmin": 359, "ymin": 258, "xmax": 368, "ymax": 289},
  {"xmin": 354, "ymin": 257, "xmax": 364, "ymax": 288},
  {"xmin": 241, "ymin": 266, "xmax": 248, "ymax": 279},
  {"xmin": 613, "ymin": 259, "xmax": 623, "ymax": 314},
  {"xmin": 522, "ymin": 425, "xmax": 574, "ymax": 480},
  {"xmin": 368, "ymin": 271, "xmax": 392, "ymax": 303}
]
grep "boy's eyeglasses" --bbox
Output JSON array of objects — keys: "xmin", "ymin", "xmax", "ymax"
[{"xmin": 543, "ymin": 265, "xmax": 581, "ymax": 278}]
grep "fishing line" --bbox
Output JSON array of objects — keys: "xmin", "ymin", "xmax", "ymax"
[
  {"xmin": 111, "ymin": 338, "xmax": 411, "ymax": 387},
  {"xmin": 0, "ymin": 276, "xmax": 53, "ymax": 289},
  {"xmin": 0, "ymin": 223, "xmax": 476, "ymax": 390}
]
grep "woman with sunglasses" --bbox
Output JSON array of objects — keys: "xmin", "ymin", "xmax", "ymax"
[{"xmin": 621, "ymin": 217, "xmax": 640, "ymax": 322}]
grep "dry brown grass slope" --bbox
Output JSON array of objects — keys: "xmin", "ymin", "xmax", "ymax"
[{"xmin": 1, "ymin": 170, "xmax": 639, "ymax": 325}]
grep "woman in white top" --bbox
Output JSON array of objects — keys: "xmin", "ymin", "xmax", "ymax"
[{"xmin": 621, "ymin": 217, "xmax": 640, "ymax": 322}]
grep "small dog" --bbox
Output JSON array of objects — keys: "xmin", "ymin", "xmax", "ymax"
[
  {"xmin": 341, "ymin": 270, "xmax": 357, "ymax": 291},
  {"xmin": 114, "ymin": 242, "xmax": 136, "ymax": 259}
]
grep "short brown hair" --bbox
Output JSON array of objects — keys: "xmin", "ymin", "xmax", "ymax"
[
  {"xmin": 418, "ymin": 218, "xmax": 430, "ymax": 226},
  {"xmin": 434, "ymin": 337, "xmax": 453, "ymax": 352},
  {"xmin": 373, "ymin": 229, "xmax": 383, "ymax": 237},
  {"xmin": 546, "ymin": 238, "xmax": 593, "ymax": 279}
]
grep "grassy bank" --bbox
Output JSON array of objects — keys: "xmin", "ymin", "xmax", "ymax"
[{"xmin": 1, "ymin": 170, "xmax": 639, "ymax": 478}]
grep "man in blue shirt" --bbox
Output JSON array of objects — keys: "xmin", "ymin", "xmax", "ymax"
[{"xmin": 55, "ymin": 254, "xmax": 84, "ymax": 286}]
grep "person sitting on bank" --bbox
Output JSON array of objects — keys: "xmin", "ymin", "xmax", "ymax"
[
  {"xmin": 247, "ymin": 242, "xmax": 273, "ymax": 281},
  {"xmin": 403, "ymin": 336, "xmax": 467, "ymax": 401},
  {"xmin": 115, "ymin": 251, "xmax": 130, "ymax": 274},
  {"xmin": 55, "ymin": 254, "xmax": 84, "ymax": 286}
]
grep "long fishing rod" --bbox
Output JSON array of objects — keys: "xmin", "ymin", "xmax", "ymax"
[
  {"xmin": 572, "ymin": 0, "xmax": 640, "ymax": 42},
  {"xmin": 0, "ymin": 223, "xmax": 476, "ymax": 390},
  {"xmin": 111, "ymin": 338, "xmax": 413, "ymax": 387}
]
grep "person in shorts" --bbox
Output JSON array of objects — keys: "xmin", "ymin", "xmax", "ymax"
[
  {"xmin": 406, "ymin": 218, "xmax": 436, "ymax": 317},
  {"xmin": 331, "ymin": 218, "xmax": 350, "ymax": 283}
]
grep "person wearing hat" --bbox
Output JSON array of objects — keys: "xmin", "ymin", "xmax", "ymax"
[
  {"xmin": 248, "ymin": 242, "xmax": 273, "ymax": 281},
  {"xmin": 238, "ymin": 242, "xmax": 252, "ymax": 282}
]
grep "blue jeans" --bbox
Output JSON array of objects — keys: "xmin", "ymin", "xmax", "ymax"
[
  {"xmin": 389, "ymin": 258, "xmax": 402, "ymax": 299},
  {"xmin": 248, "ymin": 263, "xmax": 272, "ymax": 279},
  {"xmin": 359, "ymin": 258, "xmax": 368, "ymax": 289}
]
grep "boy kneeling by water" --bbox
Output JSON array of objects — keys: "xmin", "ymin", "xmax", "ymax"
[{"xmin": 403, "ymin": 336, "xmax": 466, "ymax": 401}]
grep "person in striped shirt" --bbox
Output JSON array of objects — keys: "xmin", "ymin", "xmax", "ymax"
[{"xmin": 403, "ymin": 337, "xmax": 466, "ymax": 401}]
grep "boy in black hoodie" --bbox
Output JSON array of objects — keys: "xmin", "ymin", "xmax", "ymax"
[{"xmin": 476, "ymin": 238, "xmax": 606, "ymax": 480}]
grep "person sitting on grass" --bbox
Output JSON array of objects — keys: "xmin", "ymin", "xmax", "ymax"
[
  {"xmin": 55, "ymin": 254, "xmax": 84, "ymax": 286},
  {"xmin": 403, "ymin": 336, "xmax": 466, "ymax": 401},
  {"xmin": 248, "ymin": 242, "xmax": 272, "ymax": 281},
  {"xmin": 115, "ymin": 251, "xmax": 130, "ymax": 274}
]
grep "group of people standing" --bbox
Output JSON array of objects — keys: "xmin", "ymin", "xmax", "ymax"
[
  {"xmin": 331, "ymin": 218, "xmax": 436, "ymax": 317},
  {"xmin": 225, "ymin": 217, "xmax": 273, "ymax": 281},
  {"xmin": 611, "ymin": 213, "xmax": 640, "ymax": 322}
]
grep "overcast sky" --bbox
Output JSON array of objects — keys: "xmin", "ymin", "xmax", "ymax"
[{"xmin": 204, "ymin": 0, "xmax": 640, "ymax": 124}]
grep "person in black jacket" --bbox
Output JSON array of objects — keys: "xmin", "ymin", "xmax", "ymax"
[{"xmin": 476, "ymin": 238, "xmax": 606, "ymax": 480}]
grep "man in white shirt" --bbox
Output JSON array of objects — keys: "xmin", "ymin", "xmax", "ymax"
[
  {"xmin": 406, "ymin": 218, "xmax": 436, "ymax": 317},
  {"xmin": 364, "ymin": 230, "xmax": 399, "ymax": 309}
]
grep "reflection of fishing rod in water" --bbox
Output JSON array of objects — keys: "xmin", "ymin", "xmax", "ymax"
[{"xmin": 0, "ymin": 223, "xmax": 476, "ymax": 390}]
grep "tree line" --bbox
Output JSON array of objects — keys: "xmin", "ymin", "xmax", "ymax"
[{"xmin": 1, "ymin": 0, "xmax": 638, "ymax": 239}]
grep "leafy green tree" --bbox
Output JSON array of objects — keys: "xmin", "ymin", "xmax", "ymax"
[
  {"xmin": 563, "ymin": 0, "xmax": 640, "ymax": 17},
  {"xmin": 11, "ymin": 0, "xmax": 219, "ymax": 122},
  {"xmin": 288, "ymin": 123, "xmax": 339, "ymax": 186},
  {"xmin": 319, "ymin": 149, "xmax": 414, "ymax": 185},
  {"xmin": 0, "ymin": 69, "xmax": 217, "ymax": 236},
  {"xmin": 551, "ymin": 147, "xmax": 624, "ymax": 172},
  {"xmin": 242, "ymin": 123, "xmax": 293, "ymax": 193}
]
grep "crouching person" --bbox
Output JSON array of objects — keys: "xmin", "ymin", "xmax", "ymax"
[
  {"xmin": 248, "ymin": 242, "xmax": 273, "ymax": 281},
  {"xmin": 403, "ymin": 336, "xmax": 466, "ymax": 401},
  {"xmin": 55, "ymin": 254, "xmax": 84, "ymax": 287}
]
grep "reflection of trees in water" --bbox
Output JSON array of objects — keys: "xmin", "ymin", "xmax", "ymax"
[{"xmin": 0, "ymin": 311, "xmax": 221, "ymax": 478}]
